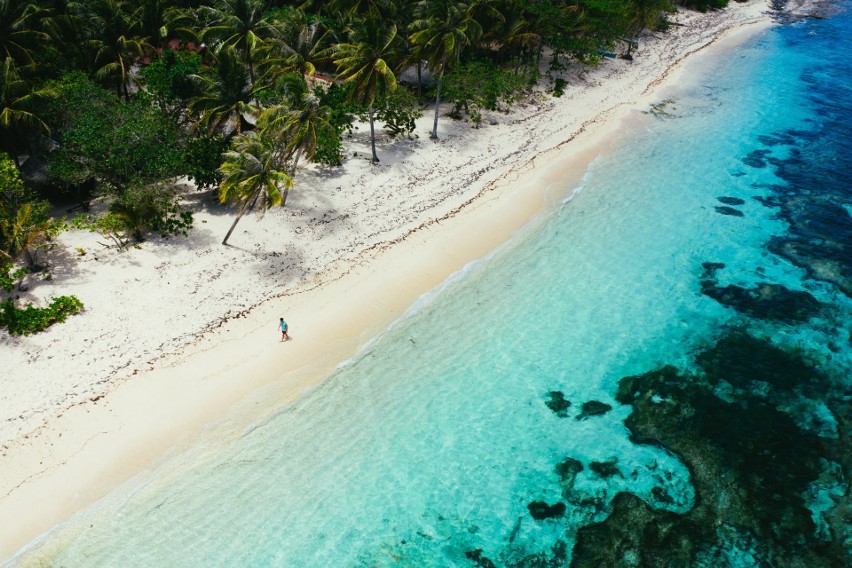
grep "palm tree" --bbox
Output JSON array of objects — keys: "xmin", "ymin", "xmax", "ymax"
[
  {"xmin": 410, "ymin": 0, "xmax": 482, "ymax": 140},
  {"xmin": 256, "ymin": 7, "xmax": 329, "ymax": 83},
  {"xmin": 624, "ymin": 0, "xmax": 675, "ymax": 58},
  {"xmin": 140, "ymin": 0, "xmax": 198, "ymax": 51},
  {"xmin": 200, "ymin": 0, "xmax": 275, "ymax": 83},
  {"xmin": 0, "ymin": 0, "xmax": 50, "ymax": 67},
  {"xmin": 0, "ymin": 57, "xmax": 49, "ymax": 163},
  {"xmin": 189, "ymin": 44, "xmax": 260, "ymax": 138},
  {"xmin": 259, "ymin": 73, "xmax": 335, "ymax": 190},
  {"xmin": 0, "ymin": 200, "xmax": 54, "ymax": 268},
  {"xmin": 71, "ymin": 0, "xmax": 149, "ymax": 98},
  {"xmin": 334, "ymin": 16, "xmax": 399, "ymax": 163},
  {"xmin": 218, "ymin": 130, "xmax": 292, "ymax": 245}
]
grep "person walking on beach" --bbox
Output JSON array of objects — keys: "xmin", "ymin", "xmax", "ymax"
[{"xmin": 279, "ymin": 318, "xmax": 290, "ymax": 341}]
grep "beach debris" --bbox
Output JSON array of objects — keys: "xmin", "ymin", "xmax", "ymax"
[{"xmin": 643, "ymin": 99, "xmax": 677, "ymax": 119}]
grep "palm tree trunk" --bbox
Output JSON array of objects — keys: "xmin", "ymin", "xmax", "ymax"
[
  {"xmin": 222, "ymin": 191, "xmax": 260, "ymax": 245},
  {"xmin": 416, "ymin": 62, "xmax": 422, "ymax": 98},
  {"xmin": 369, "ymin": 104, "xmax": 379, "ymax": 163},
  {"xmin": 431, "ymin": 71, "xmax": 443, "ymax": 140}
]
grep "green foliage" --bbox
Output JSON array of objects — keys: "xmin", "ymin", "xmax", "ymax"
[
  {"xmin": 0, "ymin": 258, "xmax": 28, "ymax": 293},
  {"xmin": 184, "ymin": 135, "xmax": 227, "ymax": 189},
  {"xmin": 0, "ymin": 153, "xmax": 57, "ymax": 267},
  {"xmin": 376, "ymin": 89, "xmax": 422, "ymax": 139},
  {"xmin": 313, "ymin": 127, "xmax": 344, "ymax": 166},
  {"xmin": 71, "ymin": 212, "xmax": 131, "ymax": 249},
  {"xmin": 39, "ymin": 72, "xmax": 117, "ymax": 134},
  {"xmin": 0, "ymin": 295, "xmax": 84, "ymax": 336},
  {"xmin": 71, "ymin": 186, "xmax": 193, "ymax": 248},
  {"xmin": 444, "ymin": 60, "xmax": 530, "ymax": 124},
  {"xmin": 110, "ymin": 185, "xmax": 194, "ymax": 240},
  {"xmin": 553, "ymin": 77, "xmax": 567, "ymax": 97},
  {"xmin": 313, "ymin": 82, "xmax": 357, "ymax": 166},
  {"xmin": 140, "ymin": 49, "xmax": 202, "ymax": 104},
  {"xmin": 48, "ymin": 86, "xmax": 186, "ymax": 192},
  {"xmin": 315, "ymin": 82, "xmax": 358, "ymax": 135},
  {"xmin": 678, "ymin": 0, "xmax": 729, "ymax": 12}
]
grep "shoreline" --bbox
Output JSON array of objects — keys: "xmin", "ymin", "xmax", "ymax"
[{"xmin": 1, "ymin": 4, "xmax": 774, "ymax": 562}]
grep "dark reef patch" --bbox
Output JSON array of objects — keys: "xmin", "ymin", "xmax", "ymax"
[
  {"xmin": 555, "ymin": 457, "xmax": 584, "ymax": 490},
  {"xmin": 576, "ymin": 401, "xmax": 612, "ymax": 420},
  {"xmin": 588, "ymin": 459, "xmax": 622, "ymax": 479},
  {"xmin": 714, "ymin": 205, "xmax": 744, "ymax": 217},
  {"xmin": 700, "ymin": 263, "xmax": 821, "ymax": 323},
  {"xmin": 569, "ymin": 330, "xmax": 848, "ymax": 567},
  {"xmin": 717, "ymin": 196, "xmax": 746, "ymax": 205},
  {"xmin": 571, "ymin": 492, "xmax": 701, "ymax": 567},
  {"xmin": 527, "ymin": 501, "xmax": 567, "ymax": 521},
  {"xmin": 742, "ymin": 149, "xmax": 771, "ymax": 168},
  {"xmin": 544, "ymin": 391, "xmax": 571, "ymax": 417},
  {"xmin": 465, "ymin": 549, "xmax": 499, "ymax": 568}
]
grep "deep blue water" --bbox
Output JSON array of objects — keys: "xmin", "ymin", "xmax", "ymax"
[{"xmin": 14, "ymin": 2, "xmax": 852, "ymax": 566}]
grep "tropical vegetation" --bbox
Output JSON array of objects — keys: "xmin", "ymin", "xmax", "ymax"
[{"xmin": 0, "ymin": 0, "xmax": 730, "ymax": 332}]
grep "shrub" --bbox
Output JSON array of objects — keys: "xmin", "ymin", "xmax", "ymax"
[{"xmin": 0, "ymin": 295, "xmax": 83, "ymax": 336}]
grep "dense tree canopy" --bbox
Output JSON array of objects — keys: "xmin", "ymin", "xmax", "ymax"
[{"xmin": 0, "ymin": 0, "xmax": 726, "ymax": 249}]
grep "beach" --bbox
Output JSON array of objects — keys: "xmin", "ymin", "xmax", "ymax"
[{"xmin": 0, "ymin": 2, "xmax": 774, "ymax": 561}]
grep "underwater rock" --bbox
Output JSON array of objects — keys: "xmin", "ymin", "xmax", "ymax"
[
  {"xmin": 700, "ymin": 262, "xmax": 725, "ymax": 278},
  {"xmin": 717, "ymin": 196, "xmax": 746, "ymax": 205},
  {"xmin": 588, "ymin": 459, "xmax": 622, "ymax": 479},
  {"xmin": 465, "ymin": 549, "xmax": 498, "ymax": 568},
  {"xmin": 742, "ymin": 149, "xmax": 771, "ymax": 168},
  {"xmin": 700, "ymin": 280, "xmax": 821, "ymax": 323},
  {"xmin": 651, "ymin": 486, "xmax": 675, "ymax": 505},
  {"xmin": 571, "ymin": 492, "xmax": 701, "ymax": 568},
  {"xmin": 695, "ymin": 332, "xmax": 828, "ymax": 396},
  {"xmin": 527, "ymin": 501, "xmax": 566, "ymax": 520},
  {"xmin": 555, "ymin": 457, "xmax": 584, "ymax": 489},
  {"xmin": 598, "ymin": 332, "xmax": 847, "ymax": 566},
  {"xmin": 545, "ymin": 391, "xmax": 571, "ymax": 417},
  {"xmin": 576, "ymin": 401, "xmax": 613, "ymax": 420},
  {"xmin": 714, "ymin": 205, "xmax": 745, "ymax": 217},
  {"xmin": 507, "ymin": 540, "xmax": 568, "ymax": 568}
]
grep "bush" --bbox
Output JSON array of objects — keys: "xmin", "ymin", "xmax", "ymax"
[
  {"xmin": 1, "ymin": 295, "xmax": 83, "ymax": 336},
  {"xmin": 376, "ymin": 89, "xmax": 422, "ymax": 139}
]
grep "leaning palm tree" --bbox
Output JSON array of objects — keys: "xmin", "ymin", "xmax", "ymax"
[
  {"xmin": 218, "ymin": 130, "xmax": 292, "ymax": 245},
  {"xmin": 334, "ymin": 16, "xmax": 399, "ymax": 163},
  {"xmin": 258, "ymin": 73, "xmax": 335, "ymax": 192},
  {"xmin": 189, "ymin": 44, "xmax": 260, "ymax": 138},
  {"xmin": 409, "ymin": 0, "xmax": 483, "ymax": 140}
]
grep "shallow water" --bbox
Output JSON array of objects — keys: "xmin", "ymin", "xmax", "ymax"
[{"xmin": 16, "ymin": 3, "xmax": 852, "ymax": 566}]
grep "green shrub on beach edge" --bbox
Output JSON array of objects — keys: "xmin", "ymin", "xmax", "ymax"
[{"xmin": 1, "ymin": 296, "xmax": 84, "ymax": 336}]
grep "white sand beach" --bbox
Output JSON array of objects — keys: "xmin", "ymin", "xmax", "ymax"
[{"xmin": 0, "ymin": 2, "xmax": 773, "ymax": 560}]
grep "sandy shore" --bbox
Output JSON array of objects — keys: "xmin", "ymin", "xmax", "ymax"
[{"xmin": 1, "ymin": 2, "xmax": 773, "ymax": 561}]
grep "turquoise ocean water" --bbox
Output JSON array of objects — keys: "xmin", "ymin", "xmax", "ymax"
[{"xmin": 14, "ymin": 3, "xmax": 851, "ymax": 566}]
